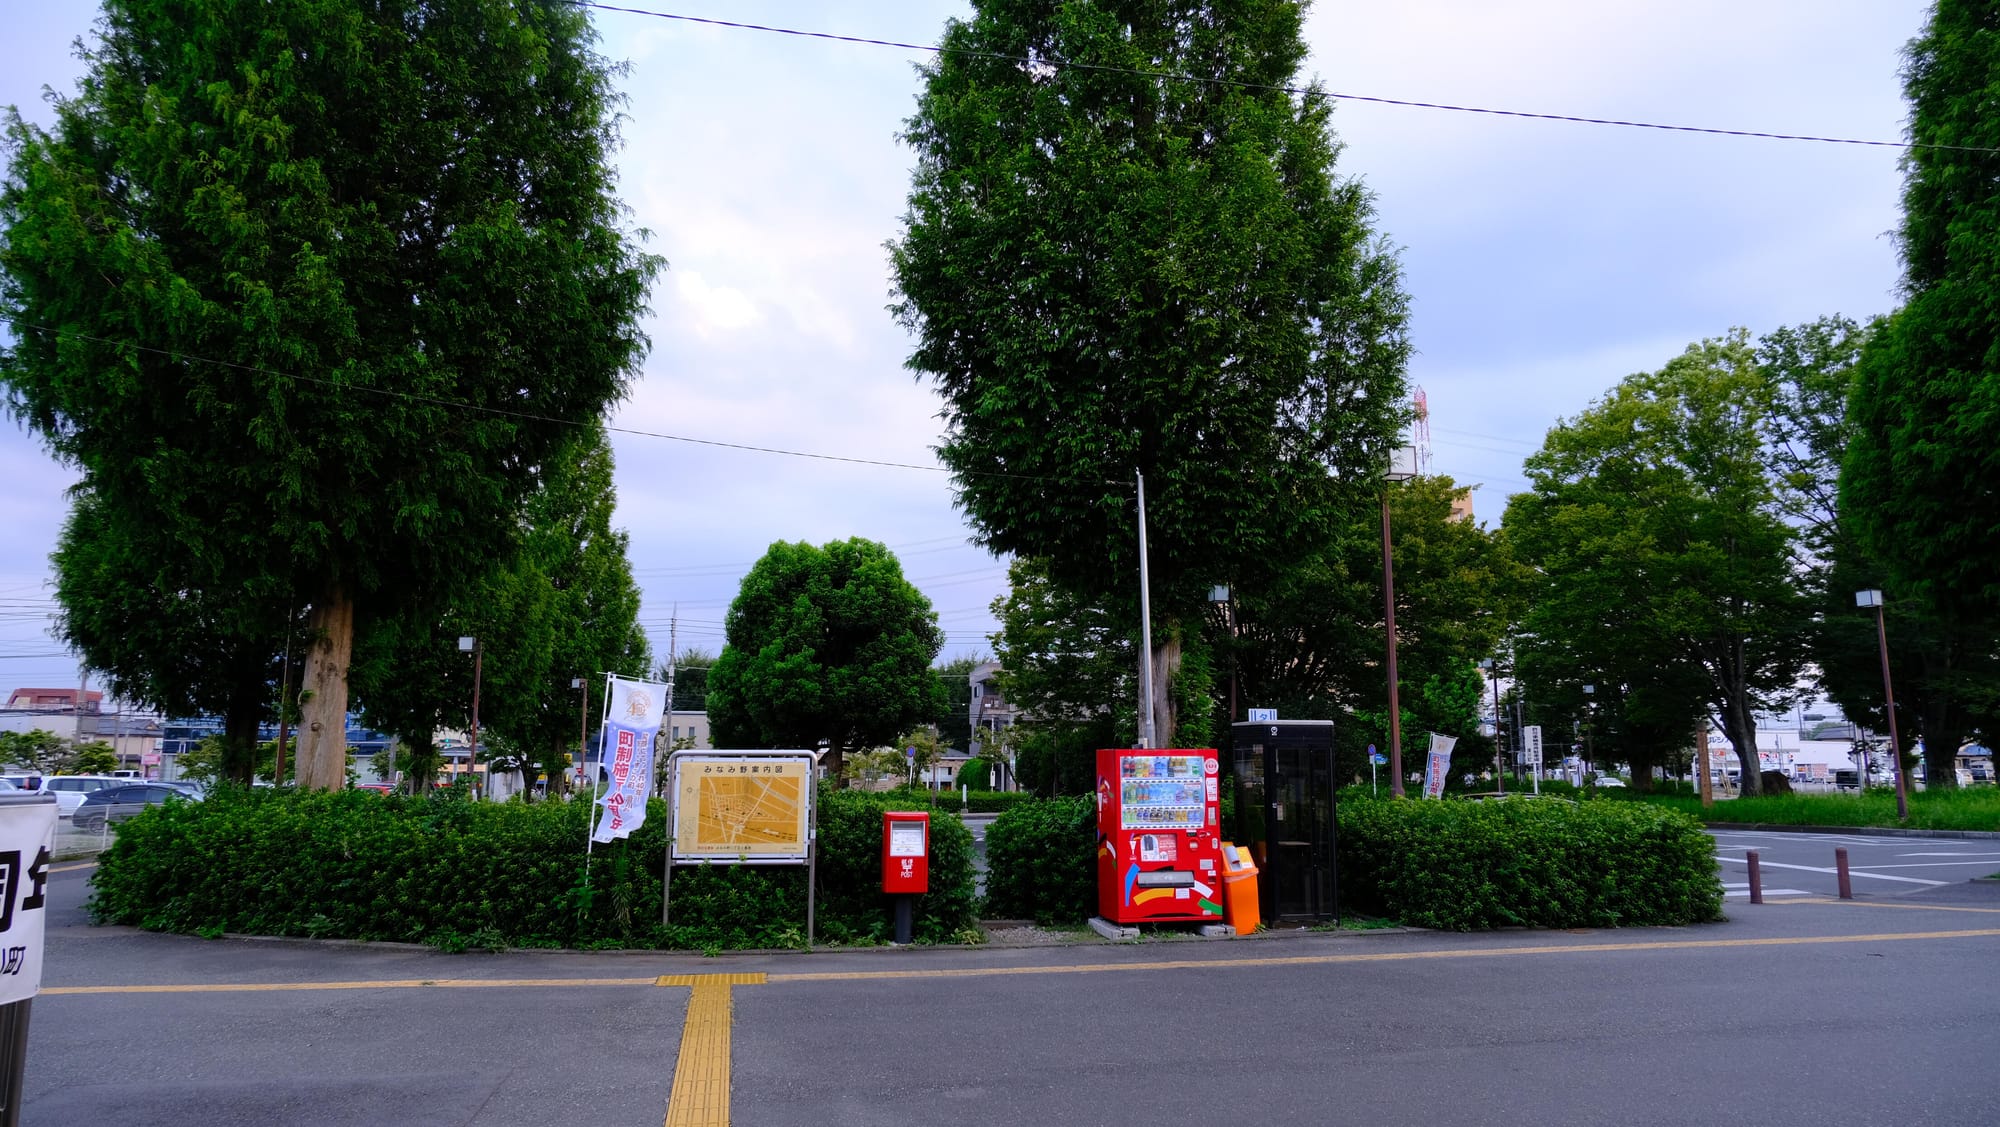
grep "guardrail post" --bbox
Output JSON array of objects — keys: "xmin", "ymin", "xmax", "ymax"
[
  {"xmin": 1746, "ymin": 849, "xmax": 1763, "ymax": 904},
  {"xmin": 1835, "ymin": 847, "xmax": 1853, "ymax": 900}
]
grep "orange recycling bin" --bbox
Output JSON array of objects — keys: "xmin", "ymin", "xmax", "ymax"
[{"xmin": 1219, "ymin": 841, "xmax": 1260, "ymax": 934}]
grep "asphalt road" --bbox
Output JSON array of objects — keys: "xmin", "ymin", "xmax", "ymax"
[
  {"xmin": 20, "ymin": 832, "xmax": 2000, "ymax": 1127},
  {"xmin": 1709, "ymin": 829, "xmax": 2000, "ymax": 899}
]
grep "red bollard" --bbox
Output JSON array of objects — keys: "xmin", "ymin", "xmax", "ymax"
[
  {"xmin": 1836, "ymin": 847, "xmax": 1853, "ymax": 900},
  {"xmin": 1746, "ymin": 850, "xmax": 1763, "ymax": 904}
]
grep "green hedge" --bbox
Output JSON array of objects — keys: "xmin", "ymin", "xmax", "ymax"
[
  {"xmin": 1336, "ymin": 795, "xmax": 1724, "ymax": 930},
  {"xmin": 876, "ymin": 787, "xmax": 1035, "ymax": 814},
  {"xmin": 982, "ymin": 796, "xmax": 1097, "ymax": 923},
  {"xmin": 88, "ymin": 785, "xmax": 978, "ymax": 950}
]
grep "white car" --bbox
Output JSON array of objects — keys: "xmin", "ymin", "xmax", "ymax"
[
  {"xmin": 1592, "ymin": 776, "xmax": 1627, "ymax": 788},
  {"xmin": 40, "ymin": 775, "xmax": 133, "ymax": 817}
]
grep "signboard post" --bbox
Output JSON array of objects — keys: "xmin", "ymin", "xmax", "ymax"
[
  {"xmin": 664, "ymin": 750, "xmax": 818, "ymax": 946},
  {"xmin": 1520, "ymin": 725, "xmax": 1543, "ymax": 795},
  {"xmin": 0, "ymin": 795, "xmax": 55, "ymax": 1127}
]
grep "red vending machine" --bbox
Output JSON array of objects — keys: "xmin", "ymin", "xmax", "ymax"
[{"xmin": 1096, "ymin": 748, "xmax": 1224, "ymax": 924}]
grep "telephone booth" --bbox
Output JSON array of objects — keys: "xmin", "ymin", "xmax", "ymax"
[{"xmin": 1230, "ymin": 720, "xmax": 1339, "ymax": 921}]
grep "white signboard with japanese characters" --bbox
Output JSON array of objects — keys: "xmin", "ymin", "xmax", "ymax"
[{"xmin": 0, "ymin": 799, "xmax": 57, "ymax": 1005}]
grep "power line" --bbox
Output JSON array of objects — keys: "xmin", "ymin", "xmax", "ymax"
[
  {"xmin": 571, "ymin": 2, "xmax": 1984, "ymax": 155},
  {"xmin": 0, "ymin": 316, "xmax": 1124, "ymax": 487}
]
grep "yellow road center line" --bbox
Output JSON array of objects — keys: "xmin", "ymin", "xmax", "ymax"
[
  {"xmin": 766, "ymin": 928, "xmax": 2000, "ymax": 982},
  {"xmin": 49, "ymin": 862, "xmax": 98, "ymax": 874},
  {"xmin": 663, "ymin": 976, "xmax": 747, "ymax": 1127},
  {"xmin": 40, "ymin": 926, "xmax": 2000, "ymax": 999}
]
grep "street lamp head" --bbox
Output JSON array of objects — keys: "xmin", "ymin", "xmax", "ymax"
[
  {"xmin": 1856, "ymin": 589, "xmax": 1884, "ymax": 609},
  {"xmin": 1384, "ymin": 443, "xmax": 1420, "ymax": 483},
  {"xmin": 457, "ymin": 636, "xmax": 477, "ymax": 652}
]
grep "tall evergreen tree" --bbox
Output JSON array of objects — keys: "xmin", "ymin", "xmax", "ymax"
[
  {"xmin": 1839, "ymin": 1, "xmax": 2000, "ymax": 783},
  {"xmin": 890, "ymin": 0, "xmax": 1410, "ymax": 746},
  {"xmin": 0, "ymin": 0, "xmax": 657, "ymax": 789}
]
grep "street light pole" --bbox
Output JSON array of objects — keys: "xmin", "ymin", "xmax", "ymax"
[
  {"xmin": 1382, "ymin": 446, "xmax": 1417, "ymax": 797},
  {"xmin": 572, "ymin": 677, "xmax": 587, "ymax": 795},
  {"xmin": 458, "ymin": 636, "xmax": 482, "ymax": 797},
  {"xmin": 1856, "ymin": 590, "xmax": 1908, "ymax": 821},
  {"xmin": 1582, "ymin": 683, "xmax": 1595, "ymax": 781},
  {"xmin": 1480, "ymin": 659, "xmax": 1503, "ymax": 794}
]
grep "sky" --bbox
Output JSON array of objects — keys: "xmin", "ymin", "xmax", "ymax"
[{"xmin": 0, "ymin": 0, "xmax": 1932, "ymax": 707}]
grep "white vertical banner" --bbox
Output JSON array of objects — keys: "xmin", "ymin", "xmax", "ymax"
[
  {"xmin": 591, "ymin": 675, "xmax": 667, "ymax": 844},
  {"xmin": 1423, "ymin": 733, "xmax": 1457, "ymax": 799},
  {"xmin": 0, "ymin": 800, "xmax": 57, "ymax": 1004}
]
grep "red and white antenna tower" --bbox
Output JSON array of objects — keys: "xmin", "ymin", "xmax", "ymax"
[{"xmin": 1412, "ymin": 385, "xmax": 1433, "ymax": 475}]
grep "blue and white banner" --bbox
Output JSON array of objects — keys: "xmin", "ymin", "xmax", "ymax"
[{"xmin": 592, "ymin": 675, "xmax": 666, "ymax": 844}]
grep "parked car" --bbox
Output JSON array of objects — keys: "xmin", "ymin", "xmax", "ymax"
[
  {"xmin": 1592, "ymin": 776, "xmax": 1627, "ymax": 789},
  {"xmin": 2, "ymin": 773, "xmax": 43, "ymax": 793},
  {"xmin": 71, "ymin": 783, "xmax": 201, "ymax": 832},
  {"xmin": 41, "ymin": 775, "xmax": 134, "ymax": 817}
]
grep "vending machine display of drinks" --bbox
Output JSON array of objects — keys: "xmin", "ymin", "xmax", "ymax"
[{"xmin": 1095, "ymin": 748, "xmax": 1224, "ymax": 924}]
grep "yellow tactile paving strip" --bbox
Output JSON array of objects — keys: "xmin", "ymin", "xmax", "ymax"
[{"xmin": 662, "ymin": 974, "xmax": 761, "ymax": 1127}]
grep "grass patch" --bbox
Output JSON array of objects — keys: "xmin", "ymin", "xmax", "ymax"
[{"xmin": 1642, "ymin": 788, "xmax": 2000, "ymax": 832}]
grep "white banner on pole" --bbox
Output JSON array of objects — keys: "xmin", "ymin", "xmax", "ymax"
[
  {"xmin": 0, "ymin": 800, "xmax": 56, "ymax": 1005},
  {"xmin": 592, "ymin": 675, "xmax": 667, "ymax": 844},
  {"xmin": 1422, "ymin": 732, "xmax": 1457, "ymax": 799}
]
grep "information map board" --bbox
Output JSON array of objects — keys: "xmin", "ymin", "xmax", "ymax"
[{"xmin": 670, "ymin": 754, "xmax": 813, "ymax": 863}]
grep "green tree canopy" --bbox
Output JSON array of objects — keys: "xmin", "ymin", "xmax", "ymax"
[
  {"xmin": 1764, "ymin": 315, "xmax": 1996, "ymax": 782},
  {"xmin": 1505, "ymin": 333, "xmax": 1812, "ymax": 793},
  {"xmin": 0, "ymin": 0, "xmax": 658, "ymax": 790},
  {"xmin": 351, "ymin": 426, "xmax": 649, "ymax": 794},
  {"xmin": 890, "ymin": 0, "xmax": 1410, "ymax": 745},
  {"xmin": 706, "ymin": 538, "xmax": 947, "ymax": 776},
  {"xmin": 52, "ymin": 487, "xmax": 288, "ymax": 783},
  {"xmin": 1838, "ymin": 1, "xmax": 2000, "ymax": 777}
]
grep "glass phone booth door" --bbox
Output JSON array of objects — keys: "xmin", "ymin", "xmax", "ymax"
[{"xmin": 1230, "ymin": 720, "xmax": 1338, "ymax": 921}]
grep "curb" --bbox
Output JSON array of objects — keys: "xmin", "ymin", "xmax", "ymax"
[
  {"xmin": 1704, "ymin": 821, "xmax": 2000, "ymax": 840},
  {"xmin": 150, "ymin": 917, "xmax": 1417, "ymax": 959}
]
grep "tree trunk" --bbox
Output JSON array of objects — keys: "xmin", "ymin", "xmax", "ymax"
[
  {"xmin": 1146, "ymin": 631, "xmax": 1181, "ymax": 748},
  {"xmin": 296, "ymin": 584, "xmax": 355, "ymax": 791},
  {"xmin": 1919, "ymin": 705, "xmax": 1961, "ymax": 792},
  {"xmin": 1717, "ymin": 695, "xmax": 1761, "ymax": 797},
  {"xmin": 221, "ymin": 680, "xmax": 264, "ymax": 785}
]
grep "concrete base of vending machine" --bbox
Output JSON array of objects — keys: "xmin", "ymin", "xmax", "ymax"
[{"xmin": 1087, "ymin": 916, "xmax": 1139, "ymax": 941}]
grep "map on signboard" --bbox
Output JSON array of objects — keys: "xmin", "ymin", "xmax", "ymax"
[{"xmin": 673, "ymin": 756, "xmax": 812, "ymax": 862}]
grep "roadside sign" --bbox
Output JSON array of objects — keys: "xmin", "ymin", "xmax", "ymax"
[
  {"xmin": 0, "ymin": 797, "xmax": 55, "ymax": 1005},
  {"xmin": 1520, "ymin": 725, "xmax": 1543, "ymax": 766},
  {"xmin": 1248, "ymin": 708, "xmax": 1277, "ymax": 722}
]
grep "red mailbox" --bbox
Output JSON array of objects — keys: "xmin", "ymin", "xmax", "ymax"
[{"xmin": 882, "ymin": 811, "xmax": 930, "ymax": 894}]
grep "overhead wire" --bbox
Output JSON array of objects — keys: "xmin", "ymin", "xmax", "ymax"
[
  {"xmin": 568, "ymin": 2, "xmax": 1981, "ymax": 154},
  {"xmin": 0, "ymin": 316, "xmax": 1126, "ymax": 488}
]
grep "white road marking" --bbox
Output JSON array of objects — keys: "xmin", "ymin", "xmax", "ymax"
[
  {"xmin": 1717, "ymin": 856, "xmax": 1947, "ymax": 886},
  {"xmin": 1899, "ymin": 852, "xmax": 2000, "ymax": 858},
  {"xmin": 1859, "ymin": 861, "xmax": 2000, "ymax": 870}
]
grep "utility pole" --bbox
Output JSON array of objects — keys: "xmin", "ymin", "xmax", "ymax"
[{"xmin": 1136, "ymin": 470, "xmax": 1156, "ymax": 750}]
